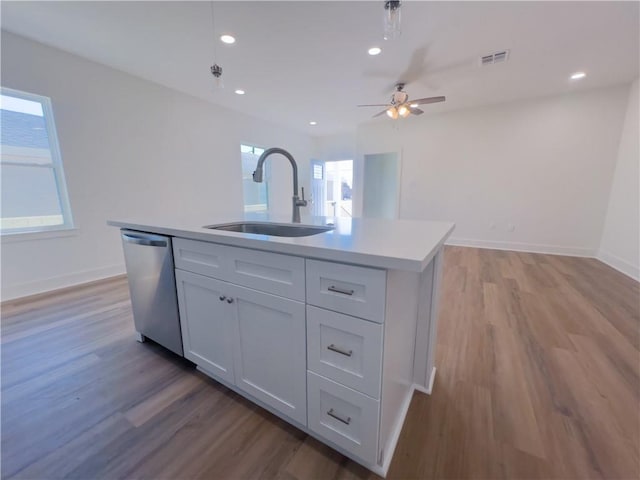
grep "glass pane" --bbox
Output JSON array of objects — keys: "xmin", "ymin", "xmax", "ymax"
[
  {"xmin": 1, "ymin": 164, "xmax": 64, "ymax": 230},
  {"xmin": 1, "ymin": 95, "xmax": 52, "ymax": 167},
  {"xmin": 241, "ymin": 149, "xmax": 268, "ymax": 212}
]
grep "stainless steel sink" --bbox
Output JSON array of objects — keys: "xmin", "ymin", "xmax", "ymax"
[{"xmin": 203, "ymin": 221, "xmax": 334, "ymax": 237}]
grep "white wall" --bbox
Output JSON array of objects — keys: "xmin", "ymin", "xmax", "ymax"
[
  {"xmin": 356, "ymin": 86, "xmax": 630, "ymax": 256},
  {"xmin": 0, "ymin": 32, "xmax": 312, "ymax": 300},
  {"xmin": 311, "ymin": 133, "xmax": 356, "ymax": 162},
  {"xmin": 599, "ymin": 79, "xmax": 640, "ymax": 280}
]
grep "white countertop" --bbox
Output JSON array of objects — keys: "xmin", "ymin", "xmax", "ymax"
[{"xmin": 108, "ymin": 214, "xmax": 454, "ymax": 272}]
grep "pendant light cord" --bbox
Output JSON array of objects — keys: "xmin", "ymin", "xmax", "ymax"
[{"xmin": 210, "ymin": 1, "xmax": 217, "ymax": 59}]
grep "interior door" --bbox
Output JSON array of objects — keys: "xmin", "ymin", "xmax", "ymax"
[
  {"xmin": 310, "ymin": 159, "xmax": 326, "ymax": 217},
  {"xmin": 362, "ymin": 152, "xmax": 400, "ymax": 219}
]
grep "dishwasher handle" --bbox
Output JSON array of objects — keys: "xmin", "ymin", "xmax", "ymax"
[{"xmin": 122, "ymin": 232, "xmax": 168, "ymax": 247}]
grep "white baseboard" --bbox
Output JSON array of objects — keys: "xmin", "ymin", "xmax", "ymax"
[
  {"xmin": 1, "ymin": 264, "xmax": 126, "ymax": 301},
  {"xmin": 596, "ymin": 250, "xmax": 640, "ymax": 282},
  {"xmin": 446, "ymin": 237, "xmax": 595, "ymax": 257},
  {"xmin": 413, "ymin": 367, "xmax": 437, "ymax": 395}
]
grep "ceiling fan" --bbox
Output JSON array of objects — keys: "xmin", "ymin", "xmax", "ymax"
[{"xmin": 357, "ymin": 83, "xmax": 445, "ymax": 119}]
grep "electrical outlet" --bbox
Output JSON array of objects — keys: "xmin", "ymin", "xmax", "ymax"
[
  {"xmin": 490, "ymin": 222, "xmax": 497, "ymax": 230},
  {"xmin": 507, "ymin": 224, "xmax": 515, "ymax": 232}
]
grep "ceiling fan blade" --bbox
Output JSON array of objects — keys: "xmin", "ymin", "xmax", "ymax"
[
  {"xmin": 410, "ymin": 96, "xmax": 446, "ymax": 105},
  {"xmin": 357, "ymin": 104, "xmax": 391, "ymax": 107},
  {"xmin": 372, "ymin": 109, "xmax": 388, "ymax": 118},
  {"xmin": 409, "ymin": 107, "xmax": 424, "ymax": 115}
]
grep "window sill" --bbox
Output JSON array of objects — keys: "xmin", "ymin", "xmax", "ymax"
[{"xmin": 1, "ymin": 228, "xmax": 79, "ymax": 244}]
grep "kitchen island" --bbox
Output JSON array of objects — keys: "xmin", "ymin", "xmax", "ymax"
[{"xmin": 108, "ymin": 214, "xmax": 454, "ymax": 477}]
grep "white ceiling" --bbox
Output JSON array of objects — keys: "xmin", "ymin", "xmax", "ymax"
[{"xmin": 2, "ymin": 1, "xmax": 638, "ymax": 135}]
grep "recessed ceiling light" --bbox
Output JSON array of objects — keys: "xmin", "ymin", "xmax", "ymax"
[
  {"xmin": 309, "ymin": 121, "xmax": 317, "ymax": 126},
  {"xmin": 235, "ymin": 89, "xmax": 245, "ymax": 95},
  {"xmin": 570, "ymin": 71, "xmax": 586, "ymax": 80},
  {"xmin": 220, "ymin": 35, "xmax": 236, "ymax": 44},
  {"xmin": 368, "ymin": 47, "xmax": 382, "ymax": 56}
]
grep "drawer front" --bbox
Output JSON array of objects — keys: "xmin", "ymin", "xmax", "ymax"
[
  {"xmin": 306, "ymin": 260, "xmax": 386, "ymax": 323},
  {"xmin": 174, "ymin": 238, "xmax": 305, "ymax": 301},
  {"xmin": 307, "ymin": 306, "xmax": 383, "ymax": 398},
  {"xmin": 174, "ymin": 238, "xmax": 230, "ymax": 278},
  {"xmin": 225, "ymin": 246, "xmax": 305, "ymax": 301},
  {"xmin": 307, "ymin": 371, "xmax": 380, "ymax": 465}
]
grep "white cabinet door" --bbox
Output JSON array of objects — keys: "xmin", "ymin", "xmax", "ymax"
[
  {"xmin": 175, "ymin": 270, "xmax": 235, "ymax": 384},
  {"xmin": 229, "ymin": 283, "xmax": 307, "ymax": 426}
]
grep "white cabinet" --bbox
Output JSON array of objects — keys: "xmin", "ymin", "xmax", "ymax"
[
  {"xmin": 176, "ymin": 270, "xmax": 235, "ymax": 384},
  {"xmin": 172, "ymin": 237, "xmax": 443, "ymax": 477},
  {"xmin": 232, "ymin": 285, "xmax": 306, "ymax": 425},
  {"xmin": 174, "ymin": 239, "xmax": 307, "ymax": 425}
]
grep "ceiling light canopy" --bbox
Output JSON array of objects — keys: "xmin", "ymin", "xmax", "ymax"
[
  {"xmin": 220, "ymin": 35, "xmax": 235, "ymax": 44},
  {"xmin": 570, "ymin": 71, "xmax": 586, "ymax": 80},
  {"xmin": 368, "ymin": 47, "xmax": 382, "ymax": 56},
  {"xmin": 234, "ymin": 89, "xmax": 245, "ymax": 95}
]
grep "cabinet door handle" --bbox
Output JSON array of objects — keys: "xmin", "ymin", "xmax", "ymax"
[
  {"xmin": 219, "ymin": 295, "xmax": 226, "ymax": 301},
  {"xmin": 226, "ymin": 297, "xmax": 234, "ymax": 304},
  {"xmin": 327, "ymin": 344, "xmax": 353, "ymax": 357},
  {"xmin": 327, "ymin": 408, "xmax": 351, "ymax": 425},
  {"xmin": 328, "ymin": 285, "xmax": 354, "ymax": 296}
]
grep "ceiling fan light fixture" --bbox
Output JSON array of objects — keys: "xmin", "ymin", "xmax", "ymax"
[
  {"xmin": 383, "ymin": 0, "xmax": 402, "ymax": 40},
  {"xmin": 368, "ymin": 47, "xmax": 382, "ymax": 56},
  {"xmin": 398, "ymin": 105, "xmax": 410, "ymax": 117},
  {"xmin": 410, "ymin": 103, "xmax": 418, "ymax": 108},
  {"xmin": 386, "ymin": 106, "xmax": 398, "ymax": 119}
]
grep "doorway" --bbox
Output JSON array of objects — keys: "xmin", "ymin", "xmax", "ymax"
[{"xmin": 310, "ymin": 159, "xmax": 353, "ymax": 218}]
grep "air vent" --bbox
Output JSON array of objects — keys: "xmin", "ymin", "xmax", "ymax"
[{"xmin": 480, "ymin": 50, "xmax": 510, "ymax": 66}]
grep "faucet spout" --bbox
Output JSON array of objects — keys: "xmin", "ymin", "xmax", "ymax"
[{"xmin": 253, "ymin": 147, "xmax": 307, "ymax": 223}]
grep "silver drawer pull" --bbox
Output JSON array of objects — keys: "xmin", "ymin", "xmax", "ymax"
[
  {"xmin": 328, "ymin": 285, "xmax": 354, "ymax": 296},
  {"xmin": 327, "ymin": 344, "xmax": 353, "ymax": 357},
  {"xmin": 327, "ymin": 408, "xmax": 351, "ymax": 425}
]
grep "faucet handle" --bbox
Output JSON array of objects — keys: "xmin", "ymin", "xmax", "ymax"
[{"xmin": 299, "ymin": 187, "xmax": 308, "ymax": 206}]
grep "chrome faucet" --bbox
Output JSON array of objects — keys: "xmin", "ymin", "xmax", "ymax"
[{"xmin": 253, "ymin": 147, "xmax": 307, "ymax": 223}]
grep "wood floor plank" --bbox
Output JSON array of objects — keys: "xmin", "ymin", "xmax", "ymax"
[{"xmin": 2, "ymin": 248, "xmax": 638, "ymax": 479}]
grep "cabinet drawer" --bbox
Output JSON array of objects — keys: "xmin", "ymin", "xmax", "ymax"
[
  {"xmin": 307, "ymin": 371, "xmax": 379, "ymax": 466},
  {"xmin": 174, "ymin": 238, "xmax": 305, "ymax": 301},
  {"xmin": 174, "ymin": 238, "xmax": 229, "ymax": 279},
  {"xmin": 307, "ymin": 306, "xmax": 382, "ymax": 398},
  {"xmin": 306, "ymin": 260, "xmax": 386, "ymax": 323},
  {"xmin": 225, "ymin": 246, "xmax": 305, "ymax": 301}
]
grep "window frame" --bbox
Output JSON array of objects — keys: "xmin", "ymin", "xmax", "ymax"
[{"xmin": 1, "ymin": 87, "xmax": 75, "ymax": 236}]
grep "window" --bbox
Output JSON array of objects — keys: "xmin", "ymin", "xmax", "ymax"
[
  {"xmin": 241, "ymin": 144, "xmax": 268, "ymax": 213},
  {"xmin": 1, "ymin": 88, "xmax": 74, "ymax": 234}
]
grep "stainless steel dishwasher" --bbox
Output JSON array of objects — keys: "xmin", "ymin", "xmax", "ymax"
[{"xmin": 121, "ymin": 229, "xmax": 183, "ymax": 356}]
